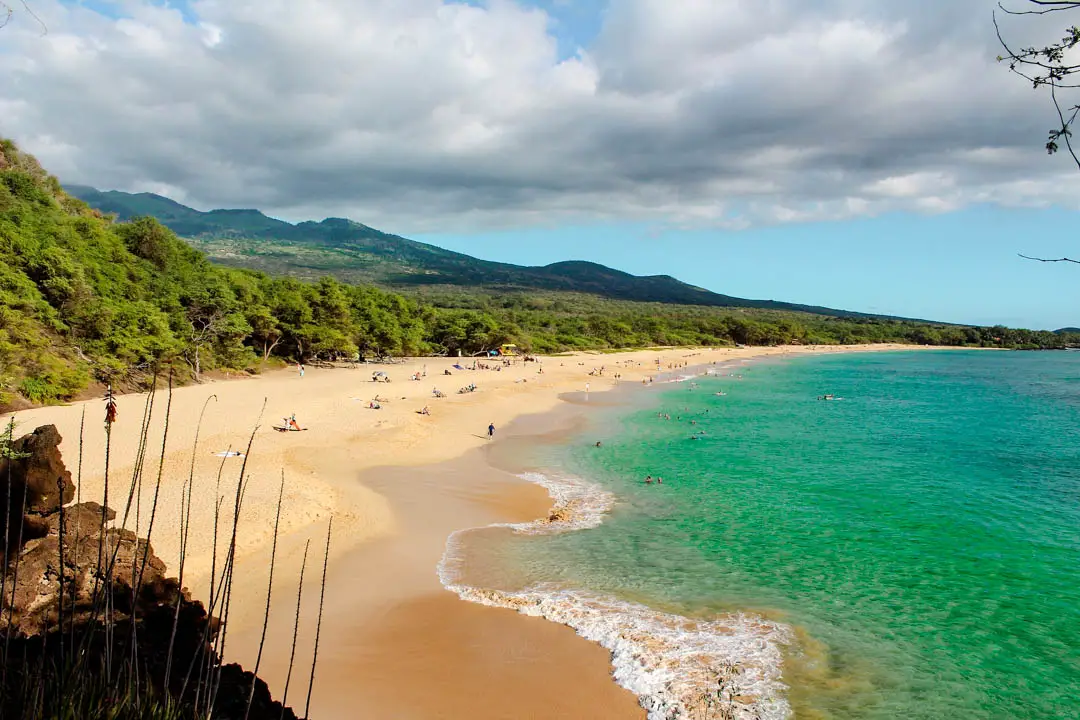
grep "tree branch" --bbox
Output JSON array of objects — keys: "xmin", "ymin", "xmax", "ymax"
[
  {"xmin": 1018, "ymin": 252, "xmax": 1080, "ymax": 263},
  {"xmin": 999, "ymin": 0, "xmax": 1080, "ymax": 16},
  {"xmin": 996, "ymin": 2, "xmax": 1080, "ymax": 170},
  {"xmin": 0, "ymin": 1, "xmax": 47, "ymax": 33}
]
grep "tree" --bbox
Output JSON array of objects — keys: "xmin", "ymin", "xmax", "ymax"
[
  {"xmin": 996, "ymin": 1, "xmax": 1080, "ymax": 169},
  {"xmin": 246, "ymin": 305, "xmax": 283, "ymax": 361},
  {"xmin": 184, "ymin": 306, "xmax": 225, "ymax": 381},
  {"xmin": 996, "ymin": 2, "xmax": 1080, "ymax": 264}
]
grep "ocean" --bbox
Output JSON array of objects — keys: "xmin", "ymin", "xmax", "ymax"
[{"xmin": 440, "ymin": 351, "xmax": 1080, "ymax": 719}]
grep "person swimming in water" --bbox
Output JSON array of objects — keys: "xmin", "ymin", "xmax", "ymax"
[{"xmin": 645, "ymin": 475, "xmax": 653, "ymax": 484}]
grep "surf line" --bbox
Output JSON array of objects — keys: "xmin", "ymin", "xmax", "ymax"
[{"xmin": 436, "ymin": 471, "xmax": 795, "ymax": 720}]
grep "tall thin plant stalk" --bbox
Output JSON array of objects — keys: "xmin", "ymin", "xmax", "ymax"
[
  {"xmin": 130, "ymin": 374, "xmax": 174, "ymax": 707},
  {"xmin": 70, "ymin": 406, "xmax": 84, "ymax": 653},
  {"xmin": 164, "ymin": 393, "xmax": 216, "ymax": 690},
  {"xmin": 56, "ymin": 475, "xmax": 65, "ymax": 693},
  {"xmin": 244, "ymin": 471, "xmax": 286, "ymax": 720},
  {"xmin": 1, "ymin": 417, "xmax": 20, "ymax": 675},
  {"xmin": 280, "ymin": 539, "xmax": 310, "ymax": 719},
  {"xmin": 304, "ymin": 516, "xmax": 332, "ymax": 720},
  {"xmin": 4, "ymin": 441, "xmax": 31, "ymax": 663},
  {"xmin": 94, "ymin": 382, "xmax": 157, "ymax": 679}
]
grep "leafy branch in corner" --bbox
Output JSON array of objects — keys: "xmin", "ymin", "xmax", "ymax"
[
  {"xmin": 995, "ymin": 1, "xmax": 1080, "ymax": 169},
  {"xmin": 0, "ymin": 1, "xmax": 47, "ymax": 34}
]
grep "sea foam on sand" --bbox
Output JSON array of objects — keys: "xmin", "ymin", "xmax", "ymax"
[{"xmin": 438, "ymin": 471, "xmax": 794, "ymax": 720}]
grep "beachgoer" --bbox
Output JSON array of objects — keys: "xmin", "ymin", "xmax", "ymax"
[
  {"xmin": 289, "ymin": 414, "xmax": 301, "ymax": 431},
  {"xmin": 645, "ymin": 475, "xmax": 653, "ymax": 485},
  {"xmin": 657, "ymin": 477, "xmax": 663, "ymax": 484},
  {"xmin": 488, "ymin": 423, "xmax": 495, "ymax": 439},
  {"xmin": 595, "ymin": 441, "xmax": 602, "ymax": 448},
  {"xmin": 298, "ymin": 363, "xmax": 305, "ymax": 377}
]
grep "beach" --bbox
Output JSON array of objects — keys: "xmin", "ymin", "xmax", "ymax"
[{"xmin": 4, "ymin": 344, "xmax": 938, "ymax": 717}]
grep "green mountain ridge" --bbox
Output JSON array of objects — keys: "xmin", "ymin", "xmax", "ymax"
[{"xmin": 66, "ymin": 185, "xmax": 912, "ymax": 320}]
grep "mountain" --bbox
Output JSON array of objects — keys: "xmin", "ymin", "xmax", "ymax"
[
  {"xmin": 1055, "ymin": 327, "xmax": 1080, "ymax": 334},
  {"xmin": 67, "ymin": 185, "xmax": 893, "ymax": 319}
]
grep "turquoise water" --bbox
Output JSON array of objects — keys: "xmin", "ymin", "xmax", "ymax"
[{"xmin": 512, "ymin": 351, "xmax": 1080, "ymax": 719}]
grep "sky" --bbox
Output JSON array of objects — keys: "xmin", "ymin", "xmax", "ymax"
[{"xmin": 3, "ymin": 0, "xmax": 1080, "ymax": 329}]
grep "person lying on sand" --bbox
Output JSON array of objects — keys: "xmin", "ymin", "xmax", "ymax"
[
  {"xmin": 273, "ymin": 414, "xmax": 307, "ymax": 432},
  {"xmin": 417, "ymin": 406, "xmax": 430, "ymax": 416}
]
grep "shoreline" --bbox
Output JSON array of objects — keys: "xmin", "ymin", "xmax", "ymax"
[
  {"xmin": 2, "ymin": 344, "xmax": 967, "ymax": 716},
  {"xmin": 437, "ymin": 358, "xmax": 793, "ymax": 720}
]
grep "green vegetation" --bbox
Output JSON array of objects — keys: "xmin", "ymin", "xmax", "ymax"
[
  {"xmin": 67, "ymin": 185, "xmax": 913, "ymax": 319},
  {"xmin": 0, "ymin": 140, "xmax": 1075, "ymax": 407}
]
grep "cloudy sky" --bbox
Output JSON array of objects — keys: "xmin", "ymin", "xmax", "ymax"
[{"xmin": 4, "ymin": 0, "xmax": 1080, "ymax": 328}]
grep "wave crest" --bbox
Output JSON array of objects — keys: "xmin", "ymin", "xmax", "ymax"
[{"xmin": 438, "ymin": 472, "xmax": 794, "ymax": 720}]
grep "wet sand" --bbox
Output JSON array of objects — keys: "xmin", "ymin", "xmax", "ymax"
[{"xmin": 226, "ymin": 439, "xmax": 644, "ymax": 719}]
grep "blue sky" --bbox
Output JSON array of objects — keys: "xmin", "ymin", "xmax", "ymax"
[
  {"xmin": 415, "ymin": 206, "xmax": 1080, "ymax": 330},
  {"xmin": 9, "ymin": 1, "xmax": 1080, "ymax": 330}
]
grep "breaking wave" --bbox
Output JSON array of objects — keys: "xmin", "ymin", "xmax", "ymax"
[{"xmin": 437, "ymin": 471, "xmax": 794, "ymax": 720}]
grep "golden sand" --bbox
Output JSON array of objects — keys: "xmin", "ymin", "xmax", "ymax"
[{"xmin": 4, "ymin": 344, "xmax": 942, "ymax": 717}]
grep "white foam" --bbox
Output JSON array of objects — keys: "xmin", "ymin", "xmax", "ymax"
[{"xmin": 437, "ymin": 472, "xmax": 794, "ymax": 720}]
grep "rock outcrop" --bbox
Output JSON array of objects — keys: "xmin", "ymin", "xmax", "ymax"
[
  {"xmin": 1, "ymin": 424, "xmax": 75, "ymax": 547},
  {"xmin": 1, "ymin": 424, "xmax": 300, "ymax": 720},
  {"xmin": 2, "ymin": 500, "xmax": 169, "ymax": 636}
]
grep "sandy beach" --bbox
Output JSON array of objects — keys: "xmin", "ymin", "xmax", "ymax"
[{"xmin": 3, "ymin": 343, "xmax": 940, "ymax": 717}]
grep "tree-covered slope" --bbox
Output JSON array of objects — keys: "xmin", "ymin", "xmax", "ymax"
[
  {"xmin": 1, "ymin": 142, "xmax": 436, "ymax": 407},
  {"xmin": 3, "ymin": 140, "xmax": 1074, "ymax": 409},
  {"xmin": 67, "ymin": 186, "xmax": 900, "ymax": 318}
]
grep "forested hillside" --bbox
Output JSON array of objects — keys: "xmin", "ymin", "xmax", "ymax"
[
  {"xmin": 68, "ymin": 185, "xmax": 909, "ymax": 319},
  {"xmin": 1, "ymin": 140, "xmax": 1074, "ymax": 408}
]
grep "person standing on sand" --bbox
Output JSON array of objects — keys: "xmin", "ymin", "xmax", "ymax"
[{"xmin": 488, "ymin": 423, "xmax": 496, "ymax": 439}]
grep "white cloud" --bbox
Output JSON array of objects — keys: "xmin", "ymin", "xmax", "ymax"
[{"xmin": 1, "ymin": 0, "xmax": 1078, "ymax": 232}]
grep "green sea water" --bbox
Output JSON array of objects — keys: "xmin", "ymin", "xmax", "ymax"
[{"xmin": 511, "ymin": 351, "xmax": 1080, "ymax": 719}]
